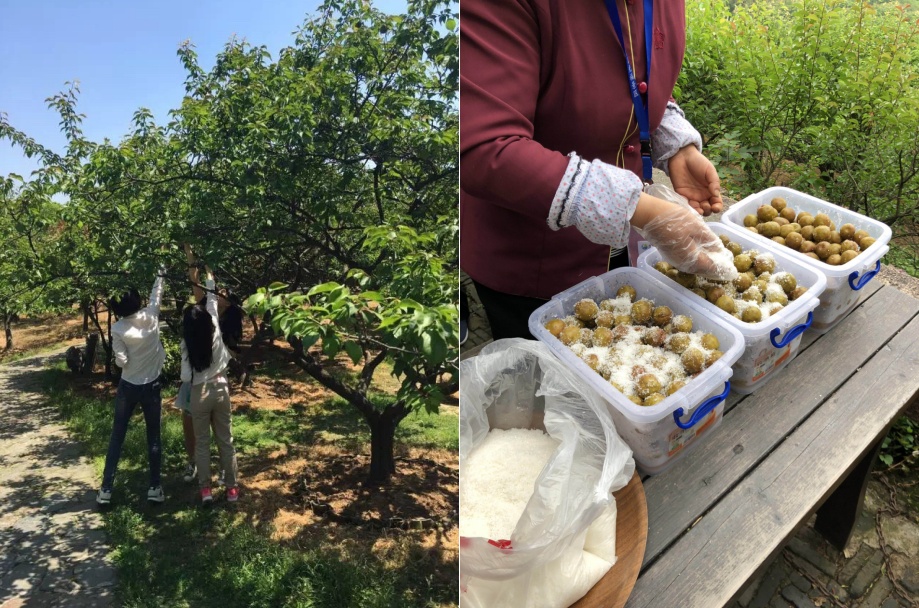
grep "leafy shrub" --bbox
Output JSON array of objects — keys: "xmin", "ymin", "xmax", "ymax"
[{"xmin": 681, "ymin": 0, "xmax": 919, "ymax": 251}]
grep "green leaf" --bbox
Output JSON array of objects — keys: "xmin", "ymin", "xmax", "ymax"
[
  {"xmin": 344, "ymin": 341, "xmax": 363, "ymax": 365},
  {"xmin": 308, "ymin": 282, "xmax": 342, "ymax": 296},
  {"xmin": 879, "ymin": 454, "xmax": 894, "ymax": 467}
]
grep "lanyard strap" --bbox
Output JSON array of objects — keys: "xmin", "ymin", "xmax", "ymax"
[{"xmin": 603, "ymin": 0, "xmax": 654, "ymax": 182}]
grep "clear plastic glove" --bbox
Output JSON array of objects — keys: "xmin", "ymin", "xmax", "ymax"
[{"xmin": 636, "ymin": 185, "xmax": 737, "ymax": 281}]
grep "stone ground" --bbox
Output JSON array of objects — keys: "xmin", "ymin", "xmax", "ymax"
[
  {"xmin": 459, "ymin": 171, "xmax": 919, "ymax": 607},
  {"xmin": 0, "ymin": 350, "xmax": 116, "ymax": 608}
]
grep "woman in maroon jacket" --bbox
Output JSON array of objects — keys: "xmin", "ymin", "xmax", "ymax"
[{"xmin": 461, "ymin": 0, "xmax": 727, "ymax": 339}]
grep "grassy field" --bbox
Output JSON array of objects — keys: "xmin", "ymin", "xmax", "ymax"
[{"xmin": 40, "ymin": 361, "xmax": 458, "ymax": 608}]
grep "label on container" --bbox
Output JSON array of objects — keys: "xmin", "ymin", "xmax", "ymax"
[{"xmin": 668, "ymin": 409, "xmax": 717, "ymax": 457}]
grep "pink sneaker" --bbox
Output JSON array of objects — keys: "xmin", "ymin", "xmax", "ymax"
[
  {"xmin": 227, "ymin": 486, "xmax": 239, "ymax": 502},
  {"xmin": 200, "ymin": 487, "xmax": 213, "ymax": 505}
]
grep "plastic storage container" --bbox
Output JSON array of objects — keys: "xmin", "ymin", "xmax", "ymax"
[
  {"xmin": 637, "ymin": 222, "xmax": 826, "ymax": 395},
  {"xmin": 722, "ymin": 187, "xmax": 892, "ymax": 334},
  {"xmin": 528, "ymin": 268, "xmax": 745, "ymax": 475}
]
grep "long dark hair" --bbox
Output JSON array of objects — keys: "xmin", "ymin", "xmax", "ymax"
[
  {"xmin": 183, "ymin": 304, "xmax": 214, "ymax": 373},
  {"xmin": 109, "ymin": 288, "xmax": 141, "ymax": 318}
]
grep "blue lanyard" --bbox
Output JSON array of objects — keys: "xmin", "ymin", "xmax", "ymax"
[{"xmin": 603, "ymin": 0, "xmax": 654, "ymax": 182}]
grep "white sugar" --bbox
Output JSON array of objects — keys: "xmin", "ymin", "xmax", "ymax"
[{"xmin": 459, "ymin": 428, "xmax": 561, "ymax": 539}]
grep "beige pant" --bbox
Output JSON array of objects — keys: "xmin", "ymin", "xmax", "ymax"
[{"xmin": 190, "ymin": 377, "xmax": 238, "ymax": 489}]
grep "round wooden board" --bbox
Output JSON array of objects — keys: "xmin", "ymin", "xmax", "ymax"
[{"xmin": 570, "ymin": 471, "xmax": 648, "ymax": 608}]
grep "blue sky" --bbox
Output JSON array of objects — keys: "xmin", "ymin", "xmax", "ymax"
[{"xmin": 0, "ymin": 0, "xmax": 407, "ymax": 180}]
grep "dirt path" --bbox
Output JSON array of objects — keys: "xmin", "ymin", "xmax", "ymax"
[{"xmin": 0, "ymin": 350, "xmax": 116, "ymax": 608}]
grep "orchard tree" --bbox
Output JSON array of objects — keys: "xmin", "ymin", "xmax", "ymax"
[
  {"xmin": 246, "ymin": 223, "xmax": 458, "ymax": 485},
  {"xmin": 0, "ymin": 180, "xmax": 69, "ymax": 350}
]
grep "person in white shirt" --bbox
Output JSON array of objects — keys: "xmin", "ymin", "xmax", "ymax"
[
  {"xmin": 97, "ymin": 269, "xmax": 167, "ymax": 506},
  {"xmin": 181, "ymin": 256, "xmax": 239, "ymax": 505}
]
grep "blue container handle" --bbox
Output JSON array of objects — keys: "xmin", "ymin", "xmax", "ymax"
[
  {"xmin": 848, "ymin": 260, "xmax": 881, "ymax": 291},
  {"xmin": 769, "ymin": 311, "xmax": 814, "ymax": 349},
  {"xmin": 673, "ymin": 382, "xmax": 730, "ymax": 430}
]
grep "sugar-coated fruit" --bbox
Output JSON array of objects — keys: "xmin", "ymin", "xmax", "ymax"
[
  {"xmin": 706, "ymin": 285, "xmax": 726, "ymax": 304},
  {"xmin": 790, "ymin": 286, "xmax": 808, "ymax": 300},
  {"xmin": 734, "ymin": 273, "xmax": 753, "ymax": 292},
  {"xmin": 636, "ymin": 374, "xmax": 662, "ymax": 399},
  {"xmin": 545, "ymin": 319, "xmax": 566, "ymax": 337},
  {"xmin": 667, "ymin": 333, "xmax": 691, "ymax": 354},
  {"xmin": 742, "ymin": 288, "xmax": 763, "ymax": 304},
  {"xmin": 652, "ymin": 306, "xmax": 673, "ymax": 327},
  {"xmin": 734, "ymin": 254, "xmax": 753, "ymax": 272},
  {"xmin": 701, "ymin": 333, "xmax": 720, "ymax": 350},
  {"xmin": 671, "ymin": 315, "xmax": 693, "ymax": 333},
  {"xmin": 595, "ymin": 310, "xmax": 615, "ymax": 328},
  {"xmin": 666, "ymin": 380, "xmax": 686, "ymax": 396},
  {"xmin": 617, "ymin": 285, "xmax": 637, "ymax": 301},
  {"xmin": 560, "ymin": 325, "xmax": 581, "ymax": 345},
  {"xmin": 716, "ymin": 294, "xmax": 737, "ymax": 313},
  {"xmin": 742, "ymin": 307, "xmax": 762, "ymax": 323},
  {"xmin": 681, "ymin": 348, "xmax": 705, "ymax": 374},
  {"xmin": 575, "ymin": 299, "xmax": 599, "ymax": 321},
  {"xmin": 593, "ymin": 326, "xmax": 614, "ymax": 347},
  {"xmin": 631, "ymin": 300, "xmax": 652, "ymax": 325},
  {"xmin": 643, "ymin": 393, "xmax": 666, "ymax": 406}
]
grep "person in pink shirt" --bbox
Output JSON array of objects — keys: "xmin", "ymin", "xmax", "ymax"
[{"xmin": 461, "ymin": 0, "xmax": 727, "ymax": 339}]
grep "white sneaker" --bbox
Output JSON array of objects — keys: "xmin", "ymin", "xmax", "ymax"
[
  {"xmin": 147, "ymin": 486, "xmax": 165, "ymax": 503},
  {"xmin": 96, "ymin": 489, "xmax": 112, "ymax": 505},
  {"xmin": 182, "ymin": 463, "xmax": 197, "ymax": 483}
]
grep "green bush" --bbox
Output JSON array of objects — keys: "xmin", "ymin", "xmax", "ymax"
[{"xmin": 681, "ymin": 0, "xmax": 919, "ymax": 236}]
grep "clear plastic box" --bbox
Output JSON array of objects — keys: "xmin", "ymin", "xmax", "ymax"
[
  {"xmin": 722, "ymin": 187, "xmax": 892, "ymax": 334},
  {"xmin": 637, "ymin": 222, "xmax": 827, "ymax": 395},
  {"xmin": 528, "ymin": 268, "xmax": 745, "ymax": 475}
]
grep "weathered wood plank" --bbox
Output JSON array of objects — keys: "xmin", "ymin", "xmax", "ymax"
[
  {"xmin": 722, "ymin": 281, "xmax": 884, "ymax": 415},
  {"xmin": 639, "ymin": 285, "xmax": 919, "ymax": 567},
  {"xmin": 626, "ymin": 309, "xmax": 919, "ymax": 608}
]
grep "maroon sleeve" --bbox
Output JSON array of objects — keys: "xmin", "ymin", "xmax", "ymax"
[{"xmin": 459, "ymin": 0, "xmax": 570, "ymax": 220}]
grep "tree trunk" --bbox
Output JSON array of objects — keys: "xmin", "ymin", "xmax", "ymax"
[
  {"xmin": 81, "ymin": 299, "xmax": 90, "ymax": 332},
  {"xmin": 3, "ymin": 314, "xmax": 12, "ymax": 351},
  {"xmin": 84, "ymin": 333, "xmax": 99, "ymax": 374},
  {"xmin": 366, "ymin": 411, "xmax": 399, "ymax": 486}
]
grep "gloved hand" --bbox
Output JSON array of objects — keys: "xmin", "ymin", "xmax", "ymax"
[{"xmin": 635, "ymin": 186, "xmax": 737, "ymax": 281}]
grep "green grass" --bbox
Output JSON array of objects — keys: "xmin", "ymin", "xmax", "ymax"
[
  {"xmin": 884, "ymin": 243, "xmax": 919, "ymax": 279},
  {"xmin": 40, "ymin": 363, "xmax": 458, "ymax": 608},
  {"xmin": 1, "ymin": 340, "xmax": 73, "ymax": 364}
]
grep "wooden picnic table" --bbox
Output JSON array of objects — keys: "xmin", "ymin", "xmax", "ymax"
[{"xmin": 625, "ymin": 280, "xmax": 919, "ymax": 607}]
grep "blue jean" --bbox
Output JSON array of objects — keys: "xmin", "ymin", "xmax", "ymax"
[{"xmin": 101, "ymin": 378, "xmax": 162, "ymax": 491}]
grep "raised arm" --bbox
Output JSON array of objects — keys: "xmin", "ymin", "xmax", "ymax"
[
  {"xmin": 203, "ymin": 266, "xmax": 220, "ymax": 320},
  {"xmin": 184, "ymin": 244, "xmax": 205, "ymax": 303},
  {"xmin": 148, "ymin": 266, "xmax": 166, "ymax": 314}
]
